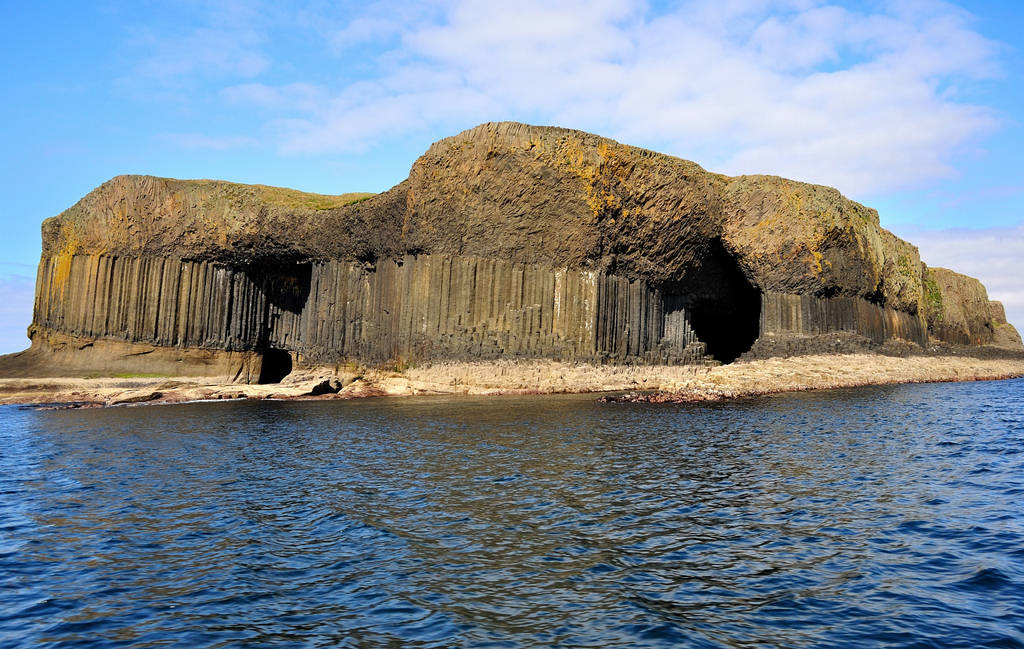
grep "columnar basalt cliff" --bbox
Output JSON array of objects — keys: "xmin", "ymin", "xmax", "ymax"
[{"xmin": 4, "ymin": 122, "xmax": 1020, "ymax": 381}]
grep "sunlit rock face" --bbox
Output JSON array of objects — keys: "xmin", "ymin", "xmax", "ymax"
[{"xmin": 9, "ymin": 122, "xmax": 1019, "ymax": 381}]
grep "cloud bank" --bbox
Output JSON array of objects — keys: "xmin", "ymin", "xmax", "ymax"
[{"xmin": 205, "ymin": 0, "xmax": 1002, "ymax": 196}]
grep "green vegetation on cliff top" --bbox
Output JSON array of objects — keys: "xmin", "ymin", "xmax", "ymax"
[
  {"xmin": 256, "ymin": 186, "xmax": 374, "ymax": 211},
  {"xmin": 185, "ymin": 178, "xmax": 375, "ymax": 211}
]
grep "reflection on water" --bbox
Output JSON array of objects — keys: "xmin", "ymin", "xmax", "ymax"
[{"xmin": 2, "ymin": 379, "xmax": 1023, "ymax": 647}]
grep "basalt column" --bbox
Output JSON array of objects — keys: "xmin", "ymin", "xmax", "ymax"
[
  {"xmin": 30, "ymin": 252, "xmax": 710, "ymax": 372},
  {"xmin": 758, "ymin": 293, "xmax": 927, "ymax": 345}
]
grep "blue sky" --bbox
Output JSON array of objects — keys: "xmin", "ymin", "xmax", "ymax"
[{"xmin": 1, "ymin": 0, "xmax": 1022, "ymax": 353}]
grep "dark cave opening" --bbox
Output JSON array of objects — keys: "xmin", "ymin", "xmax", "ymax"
[
  {"xmin": 258, "ymin": 348, "xmax": 293, "ymax": 384},
  {"xmin": 663, "ymin": 239, "xmax": 762, "ymax": 364},
  {"xmin": 687, "ymin": 293, "xmax": 762, "ymax": 363}
]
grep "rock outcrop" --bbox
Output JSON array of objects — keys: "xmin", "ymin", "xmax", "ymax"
[
  {"xmin": 4, "ymin": 122, "xmax": 1020, "ymax": 381},
  {"xmin": 922, "ymin": 267, "xmax": 1022, "ymax": 348}
]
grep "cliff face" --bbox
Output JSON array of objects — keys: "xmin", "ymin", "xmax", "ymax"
[
  {"xmin": 405, "ymin": 124, "xmax": 925, "ymax": 313},
  {"xmin": 42, "ymin": 123, "xmax": 925, "ymax": 306},
  {"xmin": 40, "ymin": 175, "xmax": 389, "ymax": 265},
  {"xmin": 988, "ymin": 301, "xmax": 1024, "ymax": 349},
  {"xmin": 8, "ymin": 122, "xmax": 1020, "ymax": 381},
  {"xmin": 923, "ymin": 267, "xmax": 1022, "ymax": 348},
  {"xmin": 31, "ymin": 253, "xmax": 704, "ymax": 368}
]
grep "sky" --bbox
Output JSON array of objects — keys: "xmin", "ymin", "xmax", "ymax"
[{"xmin": 1, "ymin": 0, "xmax": 1022, "ymax": 354}]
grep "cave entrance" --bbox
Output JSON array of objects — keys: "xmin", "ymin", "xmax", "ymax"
[
  {"xmin": 258, "ymin": 348, "xmax": 293, "ymax": 384},
  {"xmin": 663, "ymin": 239, "xmax": 762, "ymax": 364}
]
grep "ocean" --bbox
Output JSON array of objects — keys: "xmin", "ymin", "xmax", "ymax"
[{"xmin": 2, "ymin": 379, "xmax": 1023, "ymax": 648}]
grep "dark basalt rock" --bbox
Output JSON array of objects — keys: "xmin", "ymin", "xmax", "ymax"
[{"xmin": 5, "ymin": 122, "xmax": 1020, "ymax": 380}]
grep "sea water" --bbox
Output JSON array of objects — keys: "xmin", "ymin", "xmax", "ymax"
[{"xmin": 1, "ymin": 379, "xmax": 1023, "ymax": 648}]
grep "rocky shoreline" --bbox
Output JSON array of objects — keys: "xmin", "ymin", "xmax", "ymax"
[{"xmin": 3, "ymin": 350, "xmax": 1023, "ymax": 409}]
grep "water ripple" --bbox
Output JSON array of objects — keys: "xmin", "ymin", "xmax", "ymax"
[{"xmin": 1, "ymin": 379, "xmax": 1023, "ymax": 647}]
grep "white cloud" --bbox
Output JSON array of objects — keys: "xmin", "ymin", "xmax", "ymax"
[
  {"xmin": 895, "ymin": 223, "xmax": 1024, "ymax": 330},
  {"xmin": 119, "ymin": 1, "xmax": 274, "ymax": 93},
  {"xmin": 130, "ymin": 26, "xmax": 269, "ymax": 82},
  {"xmin": 224, "ymin": 0, "xmax": 1002, "ymax": 197},
  {"xmin": 330, "ymin": 17, "xmax": 405, "ymax": 50},
  {"xmin": 221, "ymin": 82, "xmax": 329, "ymax": 113}
]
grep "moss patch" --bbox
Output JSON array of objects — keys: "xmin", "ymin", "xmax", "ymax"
[{"xmin": 923, "ymin": 272, "xmax": 944, "ymax": 325}]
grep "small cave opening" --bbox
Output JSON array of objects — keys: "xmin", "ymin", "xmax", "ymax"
[
  {"xmin": 258, "ymin": 348, "xmax": 293, "ymax": 384},
  {"xmin": 663, "ymin": 239, "xmax": 762, "ymax": 364}
]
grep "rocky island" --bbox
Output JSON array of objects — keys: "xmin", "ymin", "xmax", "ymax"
[{"xmin": 1, "ymin": 122, "xmax": 1022, "ymax": 406}]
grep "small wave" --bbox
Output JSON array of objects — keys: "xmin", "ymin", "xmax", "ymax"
[{"xmin": 951, "ymin": 566, "xmax": 1016, "ymax": 592}]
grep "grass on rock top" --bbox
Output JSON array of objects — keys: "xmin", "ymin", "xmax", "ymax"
[
  {"xmin": 256, "ymin": 186, "xmax": 375, "ymax": 211},
  {"xmin": 184, "ymin": 178, "xmax": 376, "ymax": 211}
]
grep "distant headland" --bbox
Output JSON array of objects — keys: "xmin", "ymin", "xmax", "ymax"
[{"xmin": 1, "ymin": 122, "xmax": 1021, "ymax": 406}]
